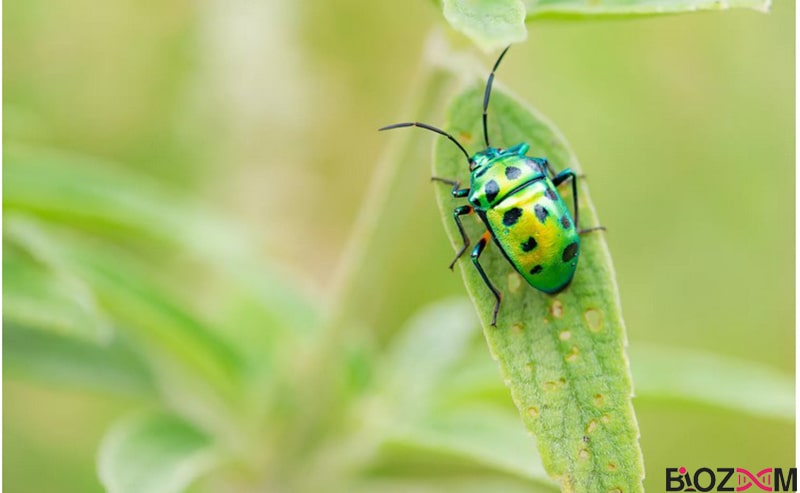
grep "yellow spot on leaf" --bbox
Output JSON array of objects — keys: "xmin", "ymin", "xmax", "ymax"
[
  {"xmin": 601, "ymin": 414, "xmax": 611, "ymax": 424},
  {"xmin": 507, "ymin": 273, "xmax": 522, "ymax": 293},
  {"xmin": 559, "ymin": 330, "xmax": 572, "ymax": 341},
  {"xmin": 593, "ymin": 393, "xmax": 605, "ymax": 407},
  {"xmin": 551, "ymin": 300, "xmax": 564, "ymax": 318},
  {"xmin": 565, "ymin": 346, "xmax": 579, "ymax": 363},
  {"xmin": 584, "ymin": 308, "xmax": 603, "ymax": 333},
  {"xmin": 527, "ymin": 406, "xmax": 539, "ymax": 417},
  {"xmin": 511, "ymin": 322, "xmax": 524, "ymax": 334},
  {"xmin": 586, "ymin": 419, "xmax": 598, "ymax": 434},
  {"xmin": 578, "ymin": 449, "xmax": 590, "ymax": 460}
]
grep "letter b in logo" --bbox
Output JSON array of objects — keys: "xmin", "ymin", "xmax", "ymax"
[{"xmin": 666, "ymin": 468, "xmax": 686, "ymax": 491}]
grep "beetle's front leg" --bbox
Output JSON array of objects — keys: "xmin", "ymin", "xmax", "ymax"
[{"xmin": 431, "ymin": 176, "xmax": 470, "ymax": 198}]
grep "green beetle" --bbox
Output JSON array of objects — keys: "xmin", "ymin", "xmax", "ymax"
[{"xmin": 380, "ymin": 47, "xmax": 602, "ymax": 326}]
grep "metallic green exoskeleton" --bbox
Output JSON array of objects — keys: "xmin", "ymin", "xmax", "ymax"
[{"xmin": 380, "ymin": 47, "xmax": 602, "ymax": 326}]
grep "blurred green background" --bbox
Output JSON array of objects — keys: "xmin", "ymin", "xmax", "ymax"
[{"xmin": 4, "ymin": 0, "xmax": 794, "ymax": 491}]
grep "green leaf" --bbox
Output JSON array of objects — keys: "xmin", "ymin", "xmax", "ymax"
[
  {"xmin": 381, "ymin": 298, "xmax": 479, "ymax": 416},
  {"xmin": 435, "ymin": 0, "xmax": 770, "ymax": 50},
  {"xmin": 66, "ymin": 240, "xmax": 246, "ymax": 401},
  {"xmin": 371, "ymin": 300, "xmax": 554, "ymax": 486},
  {"xmin": 442, "ymin": 0, "xmax": 527, "ymax": 52},
  {"xmin": 631, "ymin": 344, "xmax": 795, "ymax": 421},
  {"xmin": 433, "ymin": 87, "xmax": 643, "ymax": 491},
  {"xmin": 3, "ymin": 145, "xmax": 319, "ymax": 339},
  {"xmin": 4, "ymin": 324, "xmax": 156, "ymax": 397},
  {"xmin": 4, "ymin": 219, "xmax": 111, "ymax": 342},
  {"xmin": 523, "ymin": 0, "xmax": 771, "ymax": 19},
  {"xmin": 383, "ymin": 406, "xmax": 554, "ymax": 486},
  {"xmin": 5, "ymin": 215, "xmax": 244, "ymax": 407},
  {"xmin": 445, "ymin": 340, "xmax": 795, "ymax": 421},
  {"xmin": 98, "ymin": 412, "xmax": 219, "ymax": 493}
]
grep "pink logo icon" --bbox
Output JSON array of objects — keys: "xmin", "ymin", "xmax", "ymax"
[{"xmin": 737, "ymin": 468, "xmax": 773, "ymax": 492}]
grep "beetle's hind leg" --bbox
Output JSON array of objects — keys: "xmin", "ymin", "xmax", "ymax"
[
  {"xmin": 552, "ymin": 169, "xmax": 605, "ymax": 234},
  {"xmin": 472, "ymin": 231, "xmax": 502, "ymax": 326}
]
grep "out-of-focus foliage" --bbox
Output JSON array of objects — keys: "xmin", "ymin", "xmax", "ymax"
[
  {"xmin": 436, "ymin": 0, "xmax": 771, "ymax": 50},
  {"xmin": 4, "ymin": 0, "xmax": 794, "ymax": 492}
]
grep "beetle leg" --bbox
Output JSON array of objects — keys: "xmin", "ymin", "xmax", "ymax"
[
  {"xmin": 538, "ymin": 158, "xmax": 558, "ymax": 178},
  {"xmin": 553, "ymin": 169, "xmax": 606, "ymax": 234},
  {"xmin": 552, "ymin": 169, "xmax": 579, "ymax": 228},
  {"xmin": 472, "ymin": 231, "xmax": 502, "ymax": 326},
  {"xmin": 579, "ymin": 226, "xmax": 606, "ymax": 235},
  {"xmin": 448, "ymin": 205, "xmax": 474, "ymax": 269},
  {"xmin": 431, "ymin": 176, "xmax": 470, "ymax": 198}
]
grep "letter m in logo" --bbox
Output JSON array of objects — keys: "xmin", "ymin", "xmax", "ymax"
[{"xmin": 774, "ymin": 468, "xmax": 797, "ymax": 492}]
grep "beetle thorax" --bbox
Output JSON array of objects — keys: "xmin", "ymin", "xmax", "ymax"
[{"xmin": 468, "ymin": 145, "xmax": 547, "ymax": 210}]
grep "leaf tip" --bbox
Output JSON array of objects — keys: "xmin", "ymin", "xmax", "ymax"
[{"xmin": 442, "ymin": 0, "xmax": 528, "ymax": 52}]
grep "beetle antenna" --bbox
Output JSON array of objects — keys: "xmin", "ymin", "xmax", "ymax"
[
  {"xmin": 379, "ymin": 122, "xmax": 472, "ymax": 166},
  {"xmin": 482, "ymin": 45, "xmax": 511, "ymax": 148}
]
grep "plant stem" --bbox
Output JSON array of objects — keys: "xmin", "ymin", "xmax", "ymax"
[{"xmin": 284, "ymin": 31, "xmax": 467, "ymax": 469}]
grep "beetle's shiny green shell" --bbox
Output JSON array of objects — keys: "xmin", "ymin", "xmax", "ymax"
[{"xmin": 469, "ymin": 144, "xmax": 579, "ymax": 293}]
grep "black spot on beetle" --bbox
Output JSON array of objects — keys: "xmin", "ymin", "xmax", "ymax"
[
  {"xmin": 534, "ymin": 204, "xmax": 549, "ymax": 223},
  {"xmin": 505, "ymin": 166, "xmax": 522, "ymax": 180},
  {"xmin": 562, "ymin": 242, "xmax": 578, "ymax": 262},
  {"xmin": 485, "ymin": 180, "xmax": 500, "ymax": 203},
  {"xmin": 521, "ymin": 236, "xmax": 537, "ymax": 252},
  {"xmin": 530, "ymin": 265, "xmax": 544, "ymax": 275},
  {"xmin": 503, "ymin": 207, "xmax": 523, "ymax": 227},
  {"xmin": 561, "ymin": 215, "xmax": 571, "ymax": 229},
  {"xmin": 545, "ymin": 189, "xmax": 558, "ymax": 200}
]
